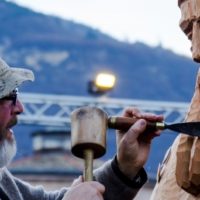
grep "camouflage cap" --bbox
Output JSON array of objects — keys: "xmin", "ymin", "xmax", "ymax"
[{"xmin": 0, "ymin": 58, "xmax": 34, "ymax": 98}]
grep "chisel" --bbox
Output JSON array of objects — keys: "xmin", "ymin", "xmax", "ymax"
[{"xmin": 108, "ymin": 116, "xmax": 200, "ymax": 137}]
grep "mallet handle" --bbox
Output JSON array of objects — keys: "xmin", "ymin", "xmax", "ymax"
[{"xmin": 83, "ymin": 149, "xmax": 94, "ymax": 181}]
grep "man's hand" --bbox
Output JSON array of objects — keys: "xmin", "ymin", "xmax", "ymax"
[
  {"xmin": 62, "ymin": 176, "xmax": 105, "ymax": 200},
  {"xmin": 116, "ymin": 107, "xmax": 164, "ymax": 178}
]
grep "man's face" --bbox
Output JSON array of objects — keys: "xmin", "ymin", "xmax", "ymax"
[
  {"xmin": 179, "ymin": 0, "xmax": 200, "ymax": 62},
  {"xmin": 0, "ymin": 89, "xmax": 23, "ymax": 167}
]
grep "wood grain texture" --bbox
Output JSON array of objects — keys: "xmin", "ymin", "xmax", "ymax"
[{"xmin": 151, "ymin": 70, "xmax": 200, "ymax": 199}]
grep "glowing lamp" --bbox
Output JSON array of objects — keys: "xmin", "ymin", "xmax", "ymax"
[
  {"xmin": 88, "ymin": 72, "xmax": 116, "ymax": 95},
  {"xmin": 94, "ymin": 73, "xmax": 116, "ymax": 90}
]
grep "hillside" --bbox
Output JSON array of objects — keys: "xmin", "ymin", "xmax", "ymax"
[
  {"xmin": 0, "ymin": 0, "xmax": 199, "ymax": 101},
  {"xmin": 1, "ymin": 0, "xmax": 199, "ymax": 179}
]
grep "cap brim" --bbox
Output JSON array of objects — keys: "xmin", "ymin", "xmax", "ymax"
[{"xmin": 0, "ymin": 67, "xmax": 34, "ymax": 98}]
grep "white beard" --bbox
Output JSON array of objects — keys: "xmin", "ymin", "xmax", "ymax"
[{"xmin": 0, "ymin": 139, "xmax": 17, "ymax": 168}]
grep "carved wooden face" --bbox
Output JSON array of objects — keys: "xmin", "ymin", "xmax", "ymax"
[{"xmin": 179, "ymin": 0, "xmax": 200, "ymax": 62}]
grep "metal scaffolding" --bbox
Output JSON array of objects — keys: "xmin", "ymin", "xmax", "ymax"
[{"xmin": 19, "ymin": 93, "xmax": 190, "ymax": 128}]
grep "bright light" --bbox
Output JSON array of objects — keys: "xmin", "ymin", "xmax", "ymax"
[{"xmin": 94, "ymin": 73, "xmax": 116, "ymax": 90}]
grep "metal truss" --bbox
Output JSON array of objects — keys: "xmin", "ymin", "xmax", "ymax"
[{"xmin": 19, "ymin": 93, "xmax": 190, "ymax": 128}]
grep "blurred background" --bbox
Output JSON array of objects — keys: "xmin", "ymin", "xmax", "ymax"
[{"xmin": 1, "ymin": 0, "xmax": 199, "ymax": 199}]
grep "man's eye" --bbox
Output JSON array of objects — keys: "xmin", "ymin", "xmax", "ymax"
[{"xmin": 0, "ymin": 95, "xmax": 17, "ymax": 105}]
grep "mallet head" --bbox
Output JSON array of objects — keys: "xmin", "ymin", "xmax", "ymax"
[{"xmin": 71, "ymin": 106, "xmax": 107, "ymax": 159}]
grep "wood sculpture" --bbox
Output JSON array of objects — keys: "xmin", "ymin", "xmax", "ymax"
[
  {"xmin": 150, "ymin": 70, "xmax": 200, "ymax": 199},
  {"xmin": 151, "ymin": 0, "xmax": 200, "ymax": 199}
]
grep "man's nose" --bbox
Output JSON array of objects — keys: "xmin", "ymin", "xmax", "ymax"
[{"xmin": 13, "ymin": 99, "xmax": 24, "ymax": 114}]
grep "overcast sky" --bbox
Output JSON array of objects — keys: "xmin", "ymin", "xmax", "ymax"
[{"xmin": 9, "ymin": 0, "xmax": 192, "ymax": 57}]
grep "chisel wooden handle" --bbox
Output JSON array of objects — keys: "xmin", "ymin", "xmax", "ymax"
[{"xmin": 108, "ymin": 116, "xmax": 165, "ymax": 132}]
